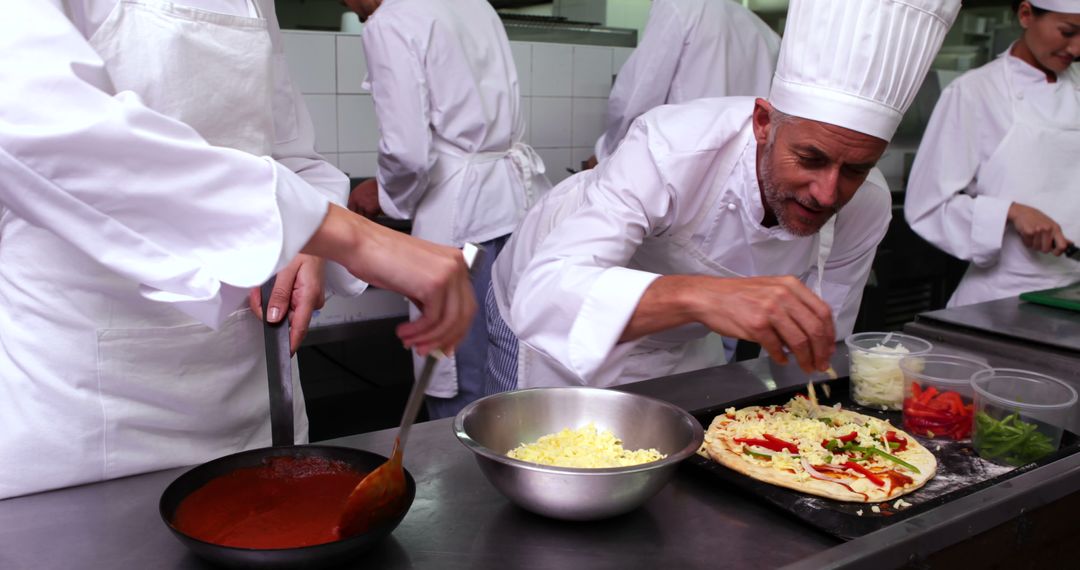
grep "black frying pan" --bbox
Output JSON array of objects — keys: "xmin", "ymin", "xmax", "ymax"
[
  {"xmin": 158, "ymin": 277, "xmax": 415, "ymax": 568},
  {"xmin": 159, "ymin": 444, "xmax": 415, "ymax": 569}
]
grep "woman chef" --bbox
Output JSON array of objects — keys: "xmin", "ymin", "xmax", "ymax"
[
  {"xmin": 0, "ymin": 0, "xmax": 474, "ymax": 499},
  {"xmin": 906, "ymin": 0, "xmax": 1080, "ymax": 307}
]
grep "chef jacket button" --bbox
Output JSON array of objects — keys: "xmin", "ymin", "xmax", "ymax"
[
  {"xmin": 727, "ymin": 203, "xmax": 737, "ymax": 211},
  {"xmin": 1016, "ymin": 93, "xmax": 1024, "ymax": 100}
]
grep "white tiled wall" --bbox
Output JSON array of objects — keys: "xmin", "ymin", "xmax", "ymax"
[{"xmin": 281, "ymin": 31, "xmax": 627, "ymax": 183}]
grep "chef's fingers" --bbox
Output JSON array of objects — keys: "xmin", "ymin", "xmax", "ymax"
[
  {"xmin": 1050, "ymin": 229, "xmax": 1070, "ymax": 256},
  {"xmin": 266, "ymin": 268, "xmax": 300, "ymax": 325},
  {"xmin": 769, "ymin": 311, "xmax": 818, "ymax": 373},
  {"xmin": 781, "ymin": 277, "xmax": 836, "ymax": 360},
  {"xmin": 397, "ymin": 269, "xmax": 460, "ymax": 355},
  {"xmin": 755, "ymin": 328, "xmax": 789, "ymax": 367},
  {"xmin": 284, "ymin": 255, "xmax": 326, "ymax": 353},
  {"xmin": 403, "ymin": 267, "xmax": 475, "ymax": 355},
  {"xmin": 289, "ymin": 307, "xmax": 312, "ymax": 355},
  {"xmin": 248, "ymin": 288, "xmax": 264, "ymax": 320},
  {"xmin": 780, "ymin": 297, "xmax": 835, "ymax": 372}
]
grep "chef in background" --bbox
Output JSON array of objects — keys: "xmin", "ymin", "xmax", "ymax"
[
  {"xmin": 486, "ymin": 0, "xmax": 960, "ymax": 391},
  {"xmin": 584, "ymin": 0, "xmax": 780, "ymax": 169},
  {"xmin": 343, "ymin": 0, "xmax": 550, "ymax": 419},
  {"xmin": 905, "ymin": 0, "xmax": 1080, "ymax": 308},
  {"xmin": 0, "ymin": 0, "xmax": 475, "ymax": 499}
]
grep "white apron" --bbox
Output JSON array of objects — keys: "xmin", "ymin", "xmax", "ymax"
[
  {"xmin": 950, "ymin": 61, "xmax": 1080, "ymax": 307},
  {"xmin": 515, "ymin": 145, "xmax": 835, "ymax": 389},
  {"xmin": 0, "ymin": 0, "xmax": 306, "ymax": 499},
  {"xmin": 412, "ymin": 136, "xmax": 549, "ymax": 398}
]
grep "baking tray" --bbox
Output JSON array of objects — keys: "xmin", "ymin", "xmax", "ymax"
[
  {"xmin": 685, "ymin": 377, "xmax": 1080, "ymax": 540},
  {"xmin": 1020, "ymin": 282, "xmax": 1080, "ymax": 313}
]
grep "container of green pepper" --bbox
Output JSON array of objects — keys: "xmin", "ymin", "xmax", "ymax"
[{"xmin": 970, "ymin": 368, "xmax": 1077, "ymax": 467}]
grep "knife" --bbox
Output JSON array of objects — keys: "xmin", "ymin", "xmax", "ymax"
[{"xmin": 1066, "ymin": 244, "xmax": 1080, "ymax": 261}]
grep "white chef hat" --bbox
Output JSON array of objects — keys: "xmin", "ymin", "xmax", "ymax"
[
  {"xmin": 769, "ymin": 0, "xmax": 962, "ymax": 141},
  {"xmin": 1028, "ymin": 1, "xmax": 1080, "ymax": 14}
]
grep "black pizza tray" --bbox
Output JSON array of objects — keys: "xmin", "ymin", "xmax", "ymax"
[{"xmin": 684, "ymin": 377, "xmax": 1080, "ymax": 541}]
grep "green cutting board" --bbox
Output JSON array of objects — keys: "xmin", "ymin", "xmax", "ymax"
[{"xmin": 1020, "ymin": 282, "xmax": 1080, "ymax": 312}]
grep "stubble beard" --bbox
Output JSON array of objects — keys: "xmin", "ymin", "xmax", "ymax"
[{"xmin": 759, "ymin": 139, "xmax": 835, "ymax": 237}]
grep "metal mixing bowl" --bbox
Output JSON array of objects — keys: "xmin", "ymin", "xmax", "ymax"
[{"xmin": 453, "ymin": 387, "xmax": 704, "ymax": 521}]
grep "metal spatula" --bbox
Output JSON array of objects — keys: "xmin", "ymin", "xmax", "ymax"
[{"xmin": 336, "ymin": 243, "xmax": 484, "ymax": 539}]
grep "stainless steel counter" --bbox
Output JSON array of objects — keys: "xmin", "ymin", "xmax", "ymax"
[
  {"xmin": 915, "ymin": 297, "xmax": 1080, "ymax": 354},
  {"xmin": 1, "ymin": 346, "xmax": 1077, "ymax": 570}
]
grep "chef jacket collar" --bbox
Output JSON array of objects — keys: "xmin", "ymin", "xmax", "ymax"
[{"xmin": 1001, "ymin": 42, "xmax": 1069, "ymax": 87}]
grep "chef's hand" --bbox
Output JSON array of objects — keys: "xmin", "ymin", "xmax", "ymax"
[
  {"xmin": 623, "ymin": 275, "xmax": 835, "ymax": 374},
  {"xmin": 583, "ymin": 155, "xmax": 599, "ymax": 170},
  {"xmin": 348, "ymin": 178, "xmax": 382, "ymax": 219},
  {"xmin": 1007, "ymin": 202, "xmax": 1070, "ymax": 255},
  {"xmin": 249, "ymin": 254, "xmax": 326, "ymax": 353},
  {"xmin": 303, "ymin": 205, "xmax": 476, "ymax": 356}
]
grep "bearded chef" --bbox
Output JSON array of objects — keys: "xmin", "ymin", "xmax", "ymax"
[
  {"xmin": 906, "ymin": 0, "xmax": 1080, "ymax": 308},
  {"xmin": 586, "ymin": 0, "xmax": 781, "ymax": 169},
  {"xmin": 0, "ymin": 0, "xmax": 475, "ymax": 499},
  {"xmin": 485, "ymin": 0, "xmax": 960, "ymax": 392},
  {"xmin": 343, "ymin": 0, "xmax": 551, "ymax": 419}
]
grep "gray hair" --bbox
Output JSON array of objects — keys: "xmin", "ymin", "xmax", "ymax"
[{"xmin": 766, "ymin": 107, "xmax": 798, "ymax": 146}]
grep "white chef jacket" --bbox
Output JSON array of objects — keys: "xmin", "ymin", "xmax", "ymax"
[
  {"xmin": 363, "ymin": 0, "xmax": 539, "ymax": 245},
  {"xmin": 0, "ymin": 0, "xmax": 360, "ymax": 499},
  {"xmin": 494, "ymin": 97, "xmax": 891, "ymax": 387},
  {"xmin": 1, "ymin": 0, "xmax": 362, "ymax": 324},
  {"xmin": 905, "ymin": 51, "xmax": 1080, "ymax": 306},
  {"xmin": 593, "ymin": 0, "xmax": 780, "ymax": 161},
  {"xmin": 362, "ymin": 0, "xmax": 546, "ymax": 398}
]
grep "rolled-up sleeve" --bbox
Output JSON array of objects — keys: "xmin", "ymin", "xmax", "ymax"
[
  {"xmin": 0, "ymin": 0, "xmax": 330, "ymax": 326},
  {"xmin": 511, "ymin": 120, "xmax": 671, "ymax": 381}
]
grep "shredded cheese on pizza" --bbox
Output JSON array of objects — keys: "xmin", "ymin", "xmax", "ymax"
[{"xmin": 703, "ymin": 395, "xmax": 935, "ymax": 500}]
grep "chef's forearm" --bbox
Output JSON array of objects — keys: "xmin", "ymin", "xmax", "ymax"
[{"xmin": 618, "ymin": 275, "xmax": 701, "ymax": 342}]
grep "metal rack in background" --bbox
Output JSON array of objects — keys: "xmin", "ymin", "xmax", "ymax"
[{"xmin": 497, "ymin": 13, "xmax": 637, "ymax": 48}]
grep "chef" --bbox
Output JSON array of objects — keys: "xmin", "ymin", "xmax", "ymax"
[
  {"xmin": 905, "ymin": 0, "xmax": 1080, "ymax": 308},
  {"xmin": 0, "ymin": 0, "xmax": 475, "ymax": 499},
  {"xmin": 343, "ymin": 0, "xmax": 551, "ymax": 419},
  {"xmin": 587, "ymin": 0, "xmax": 781, "ymax": 168},
  {"xmin": 486, "ymin": 0, "xmax": 960, "ymax": 391}
]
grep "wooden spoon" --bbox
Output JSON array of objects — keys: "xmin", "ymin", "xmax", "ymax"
[{"xmin": 336, "ymin": 244, "xmax": 482, "ymax": 538}]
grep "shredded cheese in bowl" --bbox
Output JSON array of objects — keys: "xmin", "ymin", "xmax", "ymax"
[{"xmin": 506, "ymin": 423, "xmax": 666, "ymax": 468}]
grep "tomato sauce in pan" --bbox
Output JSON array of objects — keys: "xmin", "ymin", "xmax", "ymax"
[{"xmin": 172, "ymin": 456, "xmax": 366, "ymax": 549}]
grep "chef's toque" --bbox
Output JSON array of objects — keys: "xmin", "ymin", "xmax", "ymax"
[
  {"xmin": 1028, "ymin": 1, "xmax": 1080, "ymax": 14},
  {"xmin": 769, "ymin": 0, "xmax": 961, "ymax": 141}
]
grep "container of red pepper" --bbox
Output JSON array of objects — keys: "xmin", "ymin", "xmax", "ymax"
[{"xmin": 900, "ymin": 354, "xmax": 990, "ymax": 440}]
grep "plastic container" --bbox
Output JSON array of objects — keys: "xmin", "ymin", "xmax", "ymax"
[
  {"xmin": 971, "ymin": 368, "xmax": 1078, "ymax": 467},
  {"xmin": 845, "ymin": 332, "xmax": 933, "ymax": 411},
  {"xmin": 900, "ymin": 354, "xmax": 991, "ymax": 440}
]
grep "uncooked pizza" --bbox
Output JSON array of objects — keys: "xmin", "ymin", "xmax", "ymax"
[{"xmin": 700, "ymin": 389, "xmax": 936, "ymax": 502}]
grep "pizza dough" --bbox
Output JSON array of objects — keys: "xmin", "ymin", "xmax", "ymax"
[{"xmin": 701, "ymin": 395, "xmax": 936, "ymax": 502}]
